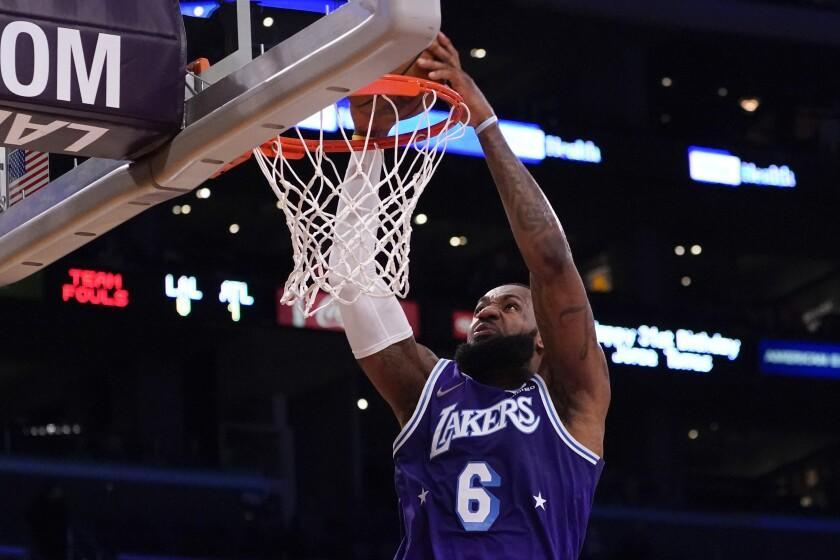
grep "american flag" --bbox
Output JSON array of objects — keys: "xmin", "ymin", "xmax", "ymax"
[{"xmin": 6, "ymin": 149, "xmax": 49, "ymax": 207}]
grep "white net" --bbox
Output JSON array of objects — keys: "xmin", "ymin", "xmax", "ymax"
[{"xmin": 253, "ymin": 89, "xmax": 468, "ymax": 316}]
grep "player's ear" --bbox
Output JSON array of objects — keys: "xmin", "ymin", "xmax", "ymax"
[{"xmin": 535, "ymin": 331, "xmax": 544, "ymax": 354}]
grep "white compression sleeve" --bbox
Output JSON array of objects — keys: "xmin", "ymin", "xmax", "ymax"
[
  {"xmin": 340, "ymin": 289, "xmax": 415, "ymax": 359},
  {"xmin": 329, "ymin": 150, "xmax": 413, "ymax": 359}
]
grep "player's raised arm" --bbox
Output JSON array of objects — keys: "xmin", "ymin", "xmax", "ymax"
[{"xmin": 417, "ymin": 33, "xmax": 610, "ymax": 455}]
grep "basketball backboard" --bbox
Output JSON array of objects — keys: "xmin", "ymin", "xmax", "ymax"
[{"xmin": 0, "ymin": 0, "xmax": 440, "ymax": 285}]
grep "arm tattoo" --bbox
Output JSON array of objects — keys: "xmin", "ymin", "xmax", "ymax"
[
  {"xmin": 496, "ymin": 164, "xmax": 552, "ymax": 235},
  {"xmin": 480, "ymin": 128, "xmax": 570, "ymax": 269},
  {"xmin": 515, "ymin": 197, "xmax": 553, "ymax": 234},
  {"xmin": 555, "ymin": 304, "xmax": 591, "ymax": 361},
  {"xmin": 558, "ymin": 304, "xmax": 587, "ymax": 320}
]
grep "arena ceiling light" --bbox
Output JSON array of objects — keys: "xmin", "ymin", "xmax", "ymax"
[{"xmin": 739, "ymin": 97, "xmax": 761, "ymax": 113}]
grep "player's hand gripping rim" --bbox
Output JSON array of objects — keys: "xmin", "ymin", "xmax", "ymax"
[{"xmin": 416, "ymin": 32, "xmax": 495, "ymax": 128}]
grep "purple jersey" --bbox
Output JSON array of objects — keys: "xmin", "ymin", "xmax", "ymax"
[{"xmin": 392, "ymin": 359, "xmax": 603, "ymax": 559}]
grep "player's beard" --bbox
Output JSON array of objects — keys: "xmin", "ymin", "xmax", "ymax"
[{"xmin": 454, "ymin": 329, "xmax": 538, "ymax": 384}]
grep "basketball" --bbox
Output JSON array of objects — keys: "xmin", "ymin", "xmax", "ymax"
[{"xmin": 349, "ymin": 52, "xmax": 431, "ymax": 135}]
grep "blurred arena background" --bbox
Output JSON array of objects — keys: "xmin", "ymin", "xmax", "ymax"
[{"xmin": 3, "ymin": 0, "xmax": 840, "ymax": 558}]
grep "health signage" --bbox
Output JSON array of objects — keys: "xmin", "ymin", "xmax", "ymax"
[{"xmin": 688, "ymin": 146, "xmax": 796, "ymax": 189}]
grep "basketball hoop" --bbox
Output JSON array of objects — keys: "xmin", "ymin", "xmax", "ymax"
[{"xmin": 250, "ymin": 74, "xmax": 469, "ymax": 316}]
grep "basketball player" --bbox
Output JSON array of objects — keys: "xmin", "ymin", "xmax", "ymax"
[{"xmin": 336, "ymin": 33, "xmax": 610, "ymax": 559}]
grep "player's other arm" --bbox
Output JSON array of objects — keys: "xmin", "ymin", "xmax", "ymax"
[
  {"xmin": 334, "ymin": 211, "xmax": 439, "ymax": 428},
  {"xmin": 338, "ymin": 294, "xmax": 437, "ymax": 426},
  {"xmin": 355, "ymin": 339, "xmax": 439, "ymax": 426},
  {"xmin": 419, "ymin": 34, "xmax": 610, "ymax": 455}
]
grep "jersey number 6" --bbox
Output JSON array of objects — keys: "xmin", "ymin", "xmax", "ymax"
[{"xmin": 456, "ymin": 461, "xmax": 501, "ymax": 531}]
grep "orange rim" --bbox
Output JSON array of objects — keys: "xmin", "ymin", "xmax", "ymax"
[
  {"xmin": 260, "ymin": 74, "xmax": 466, "ymax": 160},
  {"xmin": 210, "ymin": 75, "xmax": 466, "ymax": 176}
]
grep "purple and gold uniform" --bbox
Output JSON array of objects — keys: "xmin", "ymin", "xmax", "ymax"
[{"xmin": 393, "ymin": 359, "xmax": 603, "ymax": 559}]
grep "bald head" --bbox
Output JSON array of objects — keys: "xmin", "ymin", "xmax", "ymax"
[{"xmin": 492, "ymin": 283, "xmax": 531, "ymax": 302}]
